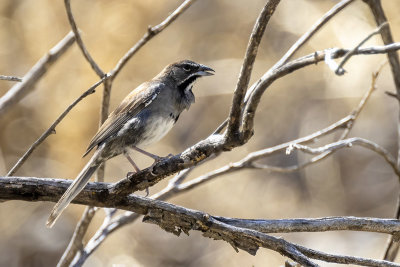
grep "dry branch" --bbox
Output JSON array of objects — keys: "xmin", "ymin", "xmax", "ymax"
[
  {"xmin": 109, "ymin": 0, "xmax": 198, "ymax": 80},
  {"xmin": 0, "ymin": 32, "xmax": 75, "ymax": 116},
  {"xmin": 64, "ymin": 0, "xmax": 104, "ymax": 77}
]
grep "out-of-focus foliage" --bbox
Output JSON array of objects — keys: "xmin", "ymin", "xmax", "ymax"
[{"xmin": 0, "ymin": 0, "xmax": 400, "ymax": 266}]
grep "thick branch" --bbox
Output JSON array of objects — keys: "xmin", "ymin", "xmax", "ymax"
[{"xmin": 0, "ymin": 32, "xmax": 75, "ymax": 116}]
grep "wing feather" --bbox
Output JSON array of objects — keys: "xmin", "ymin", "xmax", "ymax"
[{"xmin": 83, "ymin": 82, "xmax": 163, "ymax": 157}]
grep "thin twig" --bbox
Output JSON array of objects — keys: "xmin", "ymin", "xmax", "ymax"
[
  {"xmin": 109, "ymin": 0, "xmax": 198, "ymax": 80},
  {"xmin": 0, "ymin": 32, "xmax": 75, "ymax": 116},
  {"xmin": 64, "ymin": 0, "xmax": 104, "ymax": 77},
  {"xmin": 0, "ymin": 75, "xmax": 22, "ymax": 82},
  {"xmin": 335, "ymin": 22, "xmax": 388, "ymax": 75},
  {"xmin": 275, "ymin": 0, "xmax": 355, "ymax": 68},
  {"xmin": 6, "ymin": 77, "xmax": 107, "ymax": 176},
  {"xmin": 287, "ymin": 137, "xmax": 399, "ymax": 176}
]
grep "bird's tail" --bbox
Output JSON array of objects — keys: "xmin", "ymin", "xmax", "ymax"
[{"xmin": 46, "ymin": 150, "xmax": 102, "ymax": 228}]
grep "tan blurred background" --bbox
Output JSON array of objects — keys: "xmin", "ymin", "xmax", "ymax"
[{"xmin": 1, "ymin": 0, "xmax": 400, "ymax": 266}]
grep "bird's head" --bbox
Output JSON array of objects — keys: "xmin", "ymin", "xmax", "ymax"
[{"xmin": 161, "ymin": 60, "xmax": 214, "ymax": 92}]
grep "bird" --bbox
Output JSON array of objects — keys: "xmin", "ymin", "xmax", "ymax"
[{"xmin": 46, "ymin": 60, "xmax": 214, "ymax": 228}]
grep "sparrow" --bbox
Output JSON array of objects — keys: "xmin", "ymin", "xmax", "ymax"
[{"xmin": 46, "ymin": 60, "xmax": 214, "ymax": 228}]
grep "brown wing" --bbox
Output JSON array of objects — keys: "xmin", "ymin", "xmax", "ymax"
[{"xmin": 83, "ymin": 82, "xmax": 164, "ymax": 157}]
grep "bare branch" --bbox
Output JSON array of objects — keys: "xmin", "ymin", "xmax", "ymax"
[
  {"xmin": 64, "ymin": 0, "xmax": 104, "ymax": 77},
  {"xmin": 335, "ymin": 22, "xmax": 388, "ymax": 75},
  {"xmin": 0, "ymin": 75, "xmax": 22, "ymax": 82},
  {"xmin": 0, "ymin": 32, "xmax": 75, "ymax": 116},
  {"xmin": 226, "ymin": 0, "xmax": 281, "ymax": 143},
  {"xmin": 109, "ymin": 0, "xmax": 198, "ymax": 80},
  {"xmin": 6, "ymin": 77, "xmax": 107, "ymax": 176}
]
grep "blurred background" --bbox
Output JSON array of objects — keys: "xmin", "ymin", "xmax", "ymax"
[{"xmin": 1, "ymin": 0, "xmax": 400, "ymax": 266}]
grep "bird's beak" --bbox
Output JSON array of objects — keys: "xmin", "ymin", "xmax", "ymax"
[{"xmin": 195, "ymin": 65, "xmax": 215, "ymax": 76}]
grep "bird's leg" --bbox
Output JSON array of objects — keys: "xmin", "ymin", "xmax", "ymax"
[
  {"xmin": 124, "ymin": 151, "xmax": 149, "ymax": 197},
  {"xmin": 124, "ymin": 152, "xmax": 140, "ymax": 173},
  {"xmin": 131, "ymin": 146, "xmax": 163, "ymax": 162}
]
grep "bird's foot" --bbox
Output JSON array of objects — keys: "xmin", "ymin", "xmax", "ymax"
[{"xmin": 149, "ymin": 153, "xmax": 174, "ymax": 176}]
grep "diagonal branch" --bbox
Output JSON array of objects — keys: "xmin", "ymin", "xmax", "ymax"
[
  {"xmin": 0, "ymin": 32, "xmax": 75, "ymax": 116},
  {"xmin": 6, "ymin": 77, "xmax": 107, "ymax": 176},
  {"xmin": 335, "ymin": 22, "xmax": 387, "ymax": 75},
  {"xmin": 109, "ymin": 0, "xmax": 198, "ymax": 80},
  {"xmin": 64, "ymin": 0, "xmax": 104, "ymax": 77}
]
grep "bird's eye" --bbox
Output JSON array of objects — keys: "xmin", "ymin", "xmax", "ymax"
[{"xmin": 183, "ymin": 65, "xmax": 191, "ymax": 72}]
